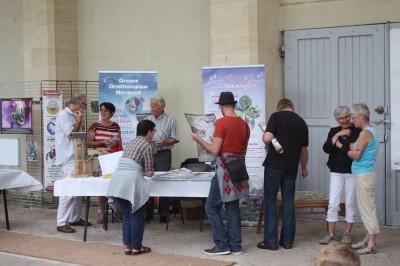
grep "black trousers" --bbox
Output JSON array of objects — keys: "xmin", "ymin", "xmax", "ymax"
[{"xmin": 146, "ymin": 150, "xmax": 171, "ymax": 218}]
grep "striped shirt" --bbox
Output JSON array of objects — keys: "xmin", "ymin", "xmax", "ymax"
[
  {"xmin": 88, "ymin": 122, "xmax": 120, "ymax": 152},
  {"xmin": 122, "ymin": 136, "xmax": 154, "ymax": 171},
  {"xmin": 145, "ymin": 113, "xmax": 179, "ymax": 151}
]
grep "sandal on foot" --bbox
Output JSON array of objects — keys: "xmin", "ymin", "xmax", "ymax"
[
  {"xmin": 124, "ymin": 246, "xmax": 132, "ymax": 255},
  {"xmin": 357, "ymin": 246, "xmax": 376, "ymax": 255},
  {"xmin": 131, "ymin": 246, "xmax": 151, "ymax": 256}
]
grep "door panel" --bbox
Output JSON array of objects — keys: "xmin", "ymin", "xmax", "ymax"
[
  {"xmin": 284, "ymin": 24, "xmax": 386, "ymax": 224},
  {"xmin": 389, "ymin": 23, "xmax": 400, "ymax": 226}
]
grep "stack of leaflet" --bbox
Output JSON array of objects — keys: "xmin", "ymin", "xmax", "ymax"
[
  {"xmin": 152, "ymin": 168, "xmax": 191, "ymax": 181},
  {"xmin": 188, "ymin": 172, "xmax": 214, "ymax": 181},
  {"xmin": 152, "ymin": 168, "xmax": 214, "ymax": 181}
]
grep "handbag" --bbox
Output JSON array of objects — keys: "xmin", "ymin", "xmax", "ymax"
[
  {"xmin": 225, "ymin": 158, "xmax": 249, "ymax": 184},
  {"xmin": 225, "ymin": 124, "xmax": 250, "ymax": 184}
]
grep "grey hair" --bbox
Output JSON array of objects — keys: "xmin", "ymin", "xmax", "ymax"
[
  {"xmin": 69, "ymin": 93, "xmax": 86, "ymax": 105},
  {"xmin": 150, "ymin": 95, "xmax": 165, "ymax": 109},
  {"xmin": 334, "ymin": 106, "xmax": 350, "ymax": 119},
  {"xmin": 351, "ymin": 103, "xmax": 370, "ymax": 122}
]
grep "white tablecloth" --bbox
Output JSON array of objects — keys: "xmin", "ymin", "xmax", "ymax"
[
  {"xmin": 0, "ymin": 169, "xmax": 43, "ymax": 192},
  {"xmin": 54, "ymin": 172, "xmax": 213, "ymax": 198}
]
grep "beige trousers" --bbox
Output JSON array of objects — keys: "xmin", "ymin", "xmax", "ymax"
[{"xmin": 354, "ymin": 172, "xmax": 380, "ymax": 235}]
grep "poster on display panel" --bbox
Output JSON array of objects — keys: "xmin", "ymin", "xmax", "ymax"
[
  {"xmin": 202, "ymin": 65, "xmax": 266, "ymax": 225},
  {"xmin": 99, "ymin": 71, "xmax": 158, "ymax": 147},
  {"xmin": 1, "ymin": 98, "xmax": 33, "ymax": 134},
  {"xmin": 42, "ymin": 90, "xmax": 63, "ymax": 191}
]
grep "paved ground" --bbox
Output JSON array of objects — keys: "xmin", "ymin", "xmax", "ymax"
[{"xmin": 1, "ymin": 204, "xmax": 400, "ymax": 265}]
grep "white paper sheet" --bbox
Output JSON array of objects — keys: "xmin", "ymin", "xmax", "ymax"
[{"xmin": 97, "ymin": 151, "xmax": 123, "ymax": 176}]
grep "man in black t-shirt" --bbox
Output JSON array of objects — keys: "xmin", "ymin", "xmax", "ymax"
[{"xmin": 257, "ymin": 98, "xmax": 309, "ymax": 251}]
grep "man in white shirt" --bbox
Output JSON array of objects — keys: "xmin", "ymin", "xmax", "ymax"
[
  {"xmin": 54, "ymin": 93, "xmax": 91, "ymax": 233},
  {"xmin": 145, "ymin": 96, "xmax": 179, "ymax": 223}
]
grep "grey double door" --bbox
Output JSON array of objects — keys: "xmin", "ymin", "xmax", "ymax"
[{"xmin": 284, "ymin": 24, "xmax": 396, "ymax": 225}]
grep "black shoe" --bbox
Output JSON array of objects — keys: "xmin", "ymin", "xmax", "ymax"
[
  {"xmin": 257, "ymin": 241, "xmax": 278, "ymax": 250},
  {"xmin": 203, "ymin": 246, "xmax": 231, "ymax": 255},
  {"xmin": 160, "ymin": 216, "xmax": 167, "ymax": 223},
  {"xmin": 279, "ymin": 241, "xmax": 293, "ymax": 249}
]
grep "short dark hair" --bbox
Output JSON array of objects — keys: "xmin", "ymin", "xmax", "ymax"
[
  {"xmin": 136, "ymin": 119, "xmax": 155, "ymax": 137},
  {"xmin": 277, "ymin": 98, "xmax": 294, "ymax": 111},
  {"xmin": 100, "ymin": 102, "xmax": 116, "ymax": 114}
]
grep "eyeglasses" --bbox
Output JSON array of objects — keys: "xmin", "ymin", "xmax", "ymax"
[{"xmin": 337, "ymin": 115, "xmax": 350, "ymax": 122}]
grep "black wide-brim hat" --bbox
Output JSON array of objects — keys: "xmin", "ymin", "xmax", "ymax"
[{"xmin": 215, "ymin": 91, "xmax": 237, "ymax": 105}]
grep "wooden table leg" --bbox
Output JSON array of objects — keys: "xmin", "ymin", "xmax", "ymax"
[
  {"xmin": 83, "ymin": 196, "xmax": 90, "ymax": 242},
  {"xmin": 2, "ymin": 190, "xmax": 10, "ymax": 230},
  {"xmin": 256, "ymin": 200, "xmax": 264, "ymax": 234}
]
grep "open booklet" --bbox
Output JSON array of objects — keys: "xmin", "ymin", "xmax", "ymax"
[{"xmin": 185, "ymin": 113, "xmax": 216, "ymax": 162}]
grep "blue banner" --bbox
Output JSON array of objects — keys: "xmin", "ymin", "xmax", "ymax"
[{"xmin": 99, "ymin": 71, "xmax": 158, "ymax": 147}]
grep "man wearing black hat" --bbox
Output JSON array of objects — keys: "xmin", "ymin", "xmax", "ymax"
[{"xmin": 191, "ymin": 91, "xmax": 250, "ymax": 256}]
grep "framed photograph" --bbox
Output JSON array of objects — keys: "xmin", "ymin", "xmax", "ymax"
[
  {"xmin": 27, "ymin": 141, "xmax": 38, "ymax": 161},
  {"xmin": 1, "ymin": 98, "xmax": 33, "ymax": 134}
]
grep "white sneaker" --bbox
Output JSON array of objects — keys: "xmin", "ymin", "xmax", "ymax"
[
  {"xmin": 352, "ymin": 240, "xmax": 367, "ymax": 249},
  {"xmin": 341, "ymin": 232, "xmax": 352, "ymax": 245},
  {"xmin": 319, "ymin": 233, "xmax": 334, "ymax": 245},
  {"xmin": 357, "ymin": 246, "xmax": 376, "ymax": 255}
]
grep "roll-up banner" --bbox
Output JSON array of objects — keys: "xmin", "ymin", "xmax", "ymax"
[
  {"xmin": 42, "ymin": 90, "xmax": 63, "ymax": 191},
  {"xmin": 202, "ymin": 65, "xmax": 266, "ymax": 224},
  {"xmin": 99, "ymin": 71, "xmax": 158, "ymax": 147}
]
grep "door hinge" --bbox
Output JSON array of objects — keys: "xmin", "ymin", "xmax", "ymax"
[{"xmin": 279, "ymin": 45, "xmax": 285, "ymax": 58}]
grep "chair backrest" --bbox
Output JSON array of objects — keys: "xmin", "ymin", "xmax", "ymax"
[
  {"xmin": 180, "ymin": 158, "xmax": 211, "ymax": 172},
  {"xmin": 183, "ymin": 163, "xmax": 211, "ymax": 172},
  {"xmin": 180, "ymin": 158, "xmax": 200, "ymax": 168}
]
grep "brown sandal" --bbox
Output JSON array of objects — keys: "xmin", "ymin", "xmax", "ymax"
[
  {"xmin": 131, "ymin": 246, "xmax": 151, "ymax": 256},
  {"xmin": 124, "ymin": 246, "xmax": 132, "ymax": 255}
]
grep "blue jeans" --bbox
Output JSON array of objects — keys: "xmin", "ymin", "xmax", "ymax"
[
  {"xmin": 119, "ymin": 198, "xmax": 145, "ymax": 249},
  {"xmin": 205, "ymin": 174, "xmax": 242, "ymax": 252},
  {"xmin": 263, "ymin": 168, "xmax": 296, "ymax": 246}
]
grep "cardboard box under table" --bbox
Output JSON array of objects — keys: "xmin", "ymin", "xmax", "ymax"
[{"xmin": 180, "ymin": 200, "xmax": 203, "ymax": 220}]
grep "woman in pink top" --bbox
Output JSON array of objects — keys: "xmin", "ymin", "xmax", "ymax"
[{"xmin": 87, "ymin": 102, "xmax": 122, "ymax": 224}]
